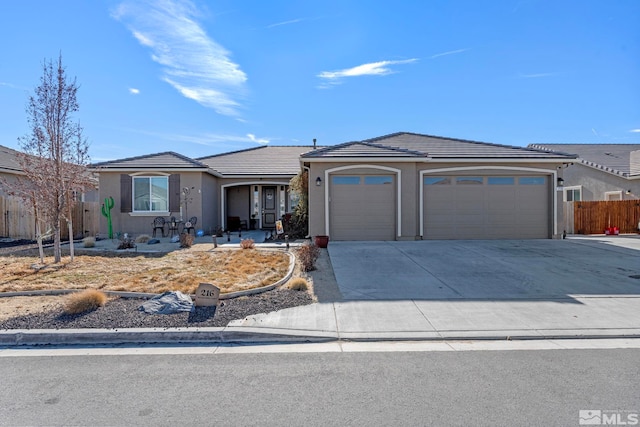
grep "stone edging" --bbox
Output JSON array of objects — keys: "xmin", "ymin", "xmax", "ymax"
[{"xmin": 0, "ymin": 250, "xmax": 296, "ymax": 301}]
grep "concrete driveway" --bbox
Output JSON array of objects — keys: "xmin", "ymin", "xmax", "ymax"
[
  {"xmin": 226, "ymin": 236, "xmax": 640, "ymax": 341},
  {"xmin": 329, "ymin": 237, "xmax": 640, "ymax": 301}
]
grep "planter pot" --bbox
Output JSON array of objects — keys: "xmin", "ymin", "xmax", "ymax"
[{"xmin": 314, "ymin": 235, "xmax": 329, "ymax": 248}]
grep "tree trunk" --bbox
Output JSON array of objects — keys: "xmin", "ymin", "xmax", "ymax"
[
  {"xmin": 53, "ymin": 226, "xmax": 61, "ymax": 263},
  {"xmin": 35, "ymin": 222, "xmax": 44, "ymax": 264},
  {"xmin": 67, "ymin": 220, "xmax": 74, "ymax": 261}
]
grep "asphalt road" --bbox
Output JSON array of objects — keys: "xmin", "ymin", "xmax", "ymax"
[{"xmin": 1, "ymin": 348, "xmax": 638, "ymax": 426}]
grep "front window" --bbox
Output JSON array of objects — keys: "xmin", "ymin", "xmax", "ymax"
[
  {"xmin": 564, "ymin": 187, "xmax": 581, "ymax": 202},
  {"xmin": 133, "ymin": 176, "xmax": 168, "ymax": 212}
]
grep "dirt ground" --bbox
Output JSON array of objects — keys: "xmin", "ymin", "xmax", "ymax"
[{"xmin": 0, "ymin": 295, "xmax": 67, "ymax": 322}]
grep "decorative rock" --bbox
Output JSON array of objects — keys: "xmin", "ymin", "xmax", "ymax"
[{"xmin": 138, "ymin": 291, "xmax": 194, "ymax": 314}]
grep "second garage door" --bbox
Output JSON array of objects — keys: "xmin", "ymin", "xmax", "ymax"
[
  {"xmin": 330, "ymin": 175, "xmax": 396, "ymax": 240},
  {"xmin": 423, "ymin": 175, "xmax": 550, "ymax": 239}
]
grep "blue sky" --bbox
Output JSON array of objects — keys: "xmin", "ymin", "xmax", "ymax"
[{"xmin": 1, "ymin": 0, "xmax": 638, "ymax": 162}]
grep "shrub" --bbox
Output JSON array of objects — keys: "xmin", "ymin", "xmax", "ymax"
[
  {"xmin": 180, "ymin": 233, "xmax": 195, "ymax": 248},
  {"xmin": 64, "ymin": 289, "xmax": 108, "ymax": 314},
  {"xmin": 297, "ymin": 242, "xmax": 320, "ymax": 272},
  {"xmin": 117, "ymin": 238, "xmax": 136, "ymax": 250},
  {"xmin": 288, "ymin": 277, "xmax": 308, "ymax": 291},
  {"xmin": 240, "ymin": 238, "xmax": 255, "ymax": 249},
  {"xmin": 135, "ymin": 234, "xmax": 151, "ymax": 243},
  {"xmin": 82, "ymin": 236, "xmax": 96, "ymax": 248}
]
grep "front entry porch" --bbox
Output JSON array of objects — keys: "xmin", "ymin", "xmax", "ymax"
[{"xmin": 222, "ymin": 183, "xmax": 293, "ymax": 232}]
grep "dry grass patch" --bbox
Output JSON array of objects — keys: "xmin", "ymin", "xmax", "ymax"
[
  {"xmin": 0, "ymin": 249, "xmax": 289, "ymax": 295},
  {"xmin": 288, "ymin": 277, "xmax": 308, "ymax": 291},
  {"xmin": 64, "ymin": 289, "xmax": 108, "ymax": 314}
]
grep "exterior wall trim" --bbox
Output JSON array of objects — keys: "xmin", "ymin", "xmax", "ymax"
[
  {"xmin": 419, "ymin": 165, "xmax": 558, "ymax": 238},
  {"xmin": 323, "ymin": 164, "xmax": 402, "ymax": 238}
]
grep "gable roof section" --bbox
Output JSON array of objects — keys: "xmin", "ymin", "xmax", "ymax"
[
  {"xmin": 303, "ymin": 132, "xmax": 576, "ymax": 161},
  {"xmin": 0, "ymin": 145, "xmax": 23, "ymax": 174},
  {"xmin": 529, "ymin": 143, "xmax": 640, "ymax": 177},
  {"xmin": 199, "ymin": 145, "xmax": 317, "ymax": 176},
  {"xmin": 302, "ymin": 141, "xmax": 426, "ymax": 158},
  {"xmin": 90, "ymin": 151, "xmax": 210, "ymax": 171}
]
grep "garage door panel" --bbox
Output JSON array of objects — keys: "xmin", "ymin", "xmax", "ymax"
[
  {"xmin": 330, "ymin": 175, "xmax": 395, "ymax": 241},
  {"xmin": 424, "ymin": 174, "xmax": 549, "ymax": 239}
]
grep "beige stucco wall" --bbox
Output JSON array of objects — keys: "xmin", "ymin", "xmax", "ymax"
[
  {"xmin": 308, "ymin": 160, "xmax": 565, "ymax": 240},
  {"xmin": 97, "ymin": 171, "xmax": 213, "ymax": 237},
  {"xmin": 562, "ymin": 163, "xmax": 640, "ymax": 201}
]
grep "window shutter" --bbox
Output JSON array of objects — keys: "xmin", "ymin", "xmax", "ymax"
[
  {"xmin": 120, "ymin": 174, "xmax": 132, "ymax": 213},
  {"xmin": 169, "ymin": 174, "xmax": 180, "ymax": 213}
]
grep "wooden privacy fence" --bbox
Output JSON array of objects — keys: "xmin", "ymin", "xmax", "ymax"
[
  {"xmin": 0, "ymin": 196, "xmax": 99, "ymax": 240},
  {"xmin": 571, "ymin": 200, "xmax": 640, "ymax": 235}
]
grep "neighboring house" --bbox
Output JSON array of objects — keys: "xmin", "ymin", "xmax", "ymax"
[
  {"xmin": 90, "ymin": 146, "xmax": 317, "ymax": 237},
  {"xmin": 0, "ymin": 144, "xmax": 24, "ymax": 196},
  {"xmin": 0, "ymin": 144, "xmax": 99, "ymax": 239},
  {"xmin": 528, "ymin": 144, "xmax": 640, "ymax": 202},
  {"xmin": 91, "ymin": 132, "xmax": 576, "ymax": 240}
]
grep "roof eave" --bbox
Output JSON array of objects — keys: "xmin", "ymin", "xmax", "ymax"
[{"xmin": 304, "ymin": 156, "xmax": 574, "ymax": 163}]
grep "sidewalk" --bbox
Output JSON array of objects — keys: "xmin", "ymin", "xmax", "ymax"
[{"xmin": 2, "ymin": 236, "xmax": 640, "ymax": 346}]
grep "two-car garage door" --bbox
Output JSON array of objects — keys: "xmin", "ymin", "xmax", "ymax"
[
  {"xmin": 327, "ymin": 172, "xmax": 551, "ymax": 240},
  {"xmin": 423, "ymin": 175, "xmax": 550, "ymax": 239}
]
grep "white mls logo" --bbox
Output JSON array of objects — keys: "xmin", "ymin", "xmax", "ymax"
[
  {"xmin": 580, "ymin": 410, "xmax": 640, "ymax": 425},
  {"xmin": 580, "ymin": 410, "xmax": 602, "ymax": 425}
]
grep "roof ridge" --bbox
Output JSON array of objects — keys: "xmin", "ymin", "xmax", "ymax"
[
  {"xmin": 366, "ymin": 131, "xmax": 558, "ymax": 154},
  {"xmin": 197, "ymin": 145, "xmax": 319, "ymax": 161},
  {"xmin": 91, "ymin": 151, "xmax": 208, "ymax": 168}
]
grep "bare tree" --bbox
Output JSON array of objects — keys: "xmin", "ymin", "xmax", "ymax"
[{"xmin": 16, "ymin": 54, "xmax": 94, "ymax": 263}]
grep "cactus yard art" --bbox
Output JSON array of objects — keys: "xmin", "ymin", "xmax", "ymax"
[{"xmin": 101, "ymin": 196, "xmax": 114, "ymax": 239}]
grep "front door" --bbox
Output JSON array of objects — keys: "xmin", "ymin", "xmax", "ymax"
[{"xmin": 262, "ymin": 186, "xmax": 277, "ymax": 229}]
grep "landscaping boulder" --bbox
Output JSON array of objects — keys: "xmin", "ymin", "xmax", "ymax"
[{"xmin": 138, "ymin": 291, "xmax": 194, "ymax": 315}]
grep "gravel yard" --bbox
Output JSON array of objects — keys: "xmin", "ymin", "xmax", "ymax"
[{"xmin": 0, "ymin": 288, "xmax": 313, "ymax": 330}]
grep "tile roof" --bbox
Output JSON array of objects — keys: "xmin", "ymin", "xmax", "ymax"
[
  {"xmin": 303, "ymin": 132, "xmax": 576, "ymax": 160},
  {"xmin": 528, "ymin": 143, "xmax": 640, "ymax": 177},
  {"xmin": 90, "ymin": 152, "xmax": 210, "ymax": 170},
  {"xmin": 301, "ymin": 141, "xmax": 425, "ymax": 158},
  {"xmin": 198, "ymin": 146, "xmax": 317, "ymax": 176},
  {"xmin": 0, "ymin": 145, "xmax": 23, "ymax": 173}
]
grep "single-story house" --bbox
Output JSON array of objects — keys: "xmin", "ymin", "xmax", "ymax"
[
  {"xmin": 91, "ymin": 132, "xmax": 576, "ymax": 240},
  {"xmin": 528, "ymin": 143, "xmax": 640, "ymax": 202},
  {"xmin": 90, "ymin": 146, "xmax": 316, "ymax": 237}
]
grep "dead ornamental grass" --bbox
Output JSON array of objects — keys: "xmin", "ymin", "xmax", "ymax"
[
  {"xmin": 65, "ymin": 289, "xmax": 108, "ymax": 314},
  {"xmin": 0, "ymin": 249, "xmax": 289, "ymax": 295}
]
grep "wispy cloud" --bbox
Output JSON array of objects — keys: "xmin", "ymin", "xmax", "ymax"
[
  {"xmin": 0, "ymin": 81, "xmax": 27, "ymax": 90},
  {"xmin": 630, "ymin": 129, "xmax": 640, "ymax": 133},
  {"xmin": 112, "ymin": 0, "xmax": 247, "ymax": 117},
  {"xmin": 518, "ymin": 72, "xmax": 557, "ymax": 79},
  {"xmin": 247, "ymin": 133, "xmax": 270, "ymax": 144},
  {"xmin": 128, "ymin": 88, "xmax": 140, "ymax": 94},
  {"xmin": 266, "ymin": 18, "xmax": 304, "ymax": 29},
  {"xmin": 592, "ymin": 128, "xmax": 599, "ymax": 136},
  {"xmin": 317, "ymin": 59, "xmax": 418, "ymax": 88},
  {"xmin": 430, "ymin": 48, "xmax": 469, "ymax": 59}
]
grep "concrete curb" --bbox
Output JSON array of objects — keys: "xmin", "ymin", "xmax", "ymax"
[{"xmin": 2, "ymin": 327, "xmax": 640, "ymax": 347}]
